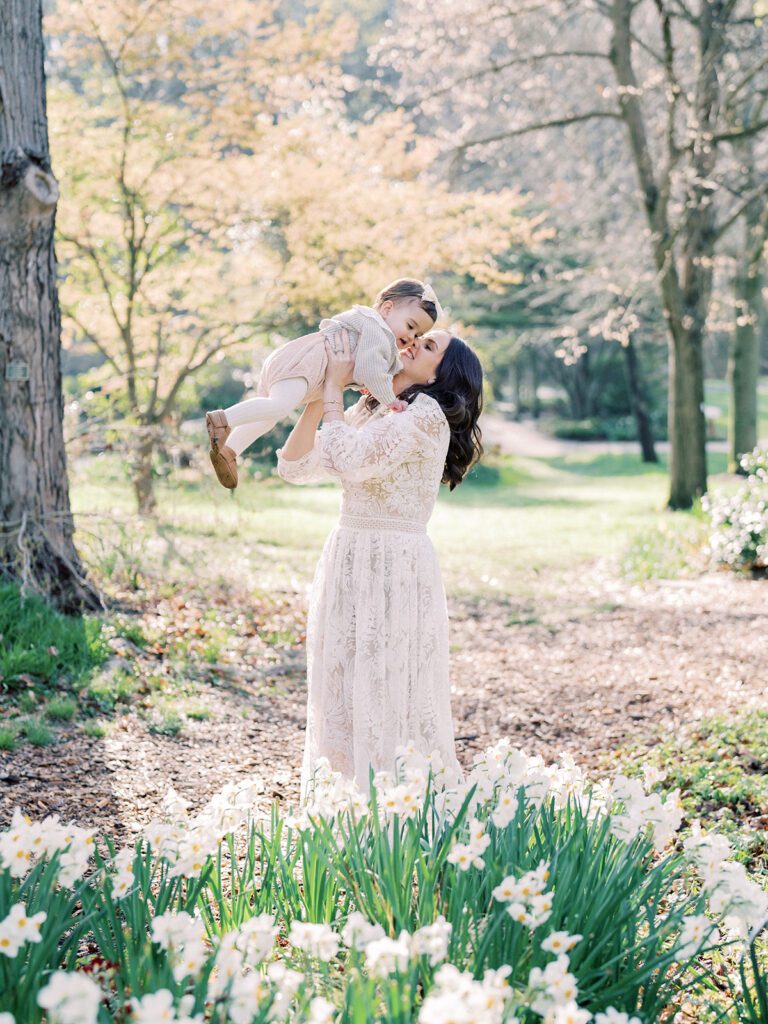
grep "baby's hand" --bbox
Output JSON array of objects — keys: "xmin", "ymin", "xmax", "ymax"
[{"xmin": 389, "ymin": 399, "xmax": 408, "ymax": 413}]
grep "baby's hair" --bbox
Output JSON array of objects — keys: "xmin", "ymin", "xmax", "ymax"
[{"xmin": 374, "ymin": 278, "xmax": 437, "ymax": 324}]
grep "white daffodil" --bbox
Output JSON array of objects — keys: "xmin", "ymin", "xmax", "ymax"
[
  {"xmin": 594, "ymin": 1009, "xmax": 643, "ymax": 1024},
  {"xmin": 341, "ymin": 912, "xmax": 385, "ymax": 951},
  {"xmin": 37, "ymin": 971, "xmax": 102, "ymax": 1024},
  {"xmin": 411, "ymin": 916, "xmax": 452, "ymax": 966},
  {"xmin": 364, "ymin": 932, "xmax": 412, "ymax": 978},
  {"xmin": 542, "ymin": 931, "xmax": 583, "ymax": 955},
  {"xmin": 131, "ymin": 989, "xmax": 176, "ymax": 1024},
  {"xmin": 289, "ymin": 921, "xmax": 339, "ymax": 962},
  {"xmin": 307, "ymin": 996, "xmax": 335, "ymax": 1023}
]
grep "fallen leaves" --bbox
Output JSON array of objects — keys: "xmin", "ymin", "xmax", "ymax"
[{"xmin": 1, "ymin": 569, "xmax": 765, "ymax": 840}]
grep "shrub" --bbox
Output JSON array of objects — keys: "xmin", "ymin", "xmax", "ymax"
[
  {"xmin": 551, "ymin": 416, "xmax": 661, "ymax": 443},
  {"xmin": 551, "ymin": 418, "xmax": 608, "ymax": 441},
  {"xmin": 704, "ymin": 447, "xmax": 768, "ymax": 573}
]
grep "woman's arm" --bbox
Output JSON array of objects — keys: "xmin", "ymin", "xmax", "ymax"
[
  {"xmin": 280, "ymin": 400, "xmax": 325, "ymax": 461},
  {"xmin": 276, "ymin": 330, "xmax": 357, "ymax": 485}
]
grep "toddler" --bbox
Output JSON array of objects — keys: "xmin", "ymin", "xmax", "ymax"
[{"xmin": 205, "ymin": 278, "xmax": 441, "ymax": 489}]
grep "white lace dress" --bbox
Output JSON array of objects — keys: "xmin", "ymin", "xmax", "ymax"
[{"xmin": 277, "ymin": 394, "xmax": 462, "ymax": 795}]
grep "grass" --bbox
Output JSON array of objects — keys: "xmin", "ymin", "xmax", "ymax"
[
  {"xmin": 183, "ymin": 699, "xmax": 212, "ymax": 721},
  {"xmin": 0, "ymin": 583, "xmax": 108, "ymax": 688},
  {"xmin": 69, "ymin": 447, "xmax": 702, "ymax": 601},
  {"xmin": 82, "ymin": 719, "xmax": 109, "ymax": 739},
  {"xmin": 0, "ymin": 727, "xmax": 18, "ymax": 751},
  {"xmin": 45, "ymin": 697, "xmax": 78, "ymax": 721},
  {"xmin": 21, "ymin": 718, "xmax": 56, "ymax": 747},
  {"xmin": 82, "ymin": 669, "xmax": 139, "ymax": 712},
  {"xmin": 147, "ymin": 703, "xmax": 184, "ymax": 736},
  {"xmin": 0, "ymin": 445, "xmax": 737, "ymax": 748},
  {"xmin": 617, "ymin": 710, "xmax": 768, "ymax": 872},
  {"xmin": 620, "ymin": 515, "xmax": 709, "ymax": 581}
]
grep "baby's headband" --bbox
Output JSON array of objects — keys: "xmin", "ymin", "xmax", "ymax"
[{"xmin": 421, "ymin": 282, "xmax": 443, "ymax": 321}]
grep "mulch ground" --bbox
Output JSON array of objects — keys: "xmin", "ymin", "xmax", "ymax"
[{"xmin": 1, "ymin": 570, "xmax": 765, "ymax": 839}]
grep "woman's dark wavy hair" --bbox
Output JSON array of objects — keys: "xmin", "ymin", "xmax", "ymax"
[{"xmin": 366, "ymin": 336, "xmax": 484, "ymax": 489}]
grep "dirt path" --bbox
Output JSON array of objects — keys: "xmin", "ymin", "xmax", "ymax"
[{"xmin": 2, "ymin": 571, "xmax": 764, "ymax": 838}]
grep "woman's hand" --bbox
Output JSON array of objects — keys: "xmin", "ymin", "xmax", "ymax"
[{"xmin": 324, "ymin": 328, "xmax": 356, "ymax": 388}]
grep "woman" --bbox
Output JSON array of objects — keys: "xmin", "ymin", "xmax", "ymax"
[{"xmin": 277, "ymin": 328, "xmax": 483, "ymax": 795}]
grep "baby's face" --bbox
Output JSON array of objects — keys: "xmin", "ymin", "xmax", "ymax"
[{"xmin": 380, "ymin": 298, "xmax": 435, "ymax": 351}]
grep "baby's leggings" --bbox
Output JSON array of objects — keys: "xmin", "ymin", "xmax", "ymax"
[{"xmin": 224, "ymin": 377, "xmax": 308, "ymax": 456}]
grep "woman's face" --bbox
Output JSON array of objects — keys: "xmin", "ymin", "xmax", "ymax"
[{"xmin": 398, "ymin": 329, "xmax": 451, "ymax": 386}]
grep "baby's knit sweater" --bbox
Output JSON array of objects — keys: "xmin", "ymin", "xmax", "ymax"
[{"xmin": 319, "ymin": 305, "xmax": 402, "ymax": 408}]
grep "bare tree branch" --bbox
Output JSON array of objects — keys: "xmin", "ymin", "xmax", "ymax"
[
  {"xmin": 714, "ymin": 178, "xmax": 768, "ymax": 242},
  {"xmin": 59, "ymin": 234, "xmax": 128, "ymax": 344},
  {"xmin": 157, "ymin": 328, "xmax": 254, "ymax": 420},
  {"xmin": 62, "ymin": 311, "xmax": 126, "ymax": 378},
  {"xmin": 454, "ymin": 110, "xmax": 623, "ymax": 155},
  {"xmin": 713, "ymin": 114, "xmax": 768, "ymax": 143},
  {"xmin": 409, "ymin": 49, "xmax": 610, "ymax": 107}
]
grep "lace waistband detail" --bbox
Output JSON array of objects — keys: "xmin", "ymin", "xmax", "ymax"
[{"xmin": 339, "ymin": 513, "xmax": 427, "ymax": 534}]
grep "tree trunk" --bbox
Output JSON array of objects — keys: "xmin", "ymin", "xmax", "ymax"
[
  {"xmin": 510, "ymin": 361, "xmax": 521, "ymax": 420},
  {"xmin": 728, "ymin": 258, "xmax": 760, "ymax": 472},
  {"xmin": 667, "ymin": 320, "xmax": 708, "ymax": 509},
  {"xmin": 622, "ymin": 338, "xmax": 657, "ymax": 463},
  {"xmin": 0, "ymin": 0, "xmax": 99, "ymax": 611},
  {"xmin": 530, "ymin": 345, "xmax": 541, "ymax": 419},
  {"xmin": 727, "ymin": 170, "xmax": 765, "ymax": 469},
  {"xmin": 758, "ymin": 269, "xmax": 768, "ymax": 376},
  {"xmin": 609, "ymin": 0, "xmax": 712, "ymax": 509},
  {"xmin": 132, "ymin": 429, "xmax": 158, "ymax": 517}
]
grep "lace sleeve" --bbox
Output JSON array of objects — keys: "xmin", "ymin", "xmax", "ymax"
[
  {"xmin": 320, "ymin": 395, "xmax": 448, "ymax": 484},
  {"xmin": 276, "ymin": 442, "xmax": 329, "ymax": 485},
  {"xmin": 276, "ymin": 399, "xmax": 373, "ymax": 485}
]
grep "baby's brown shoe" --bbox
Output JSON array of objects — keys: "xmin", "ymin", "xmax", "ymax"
[
  {"xmin": 209, "ymin": 444, "xmax": 238, "ymax": 490},
  {"xmin": 206, "ymin": 411, "xmax": 237, "ymax": 489}
]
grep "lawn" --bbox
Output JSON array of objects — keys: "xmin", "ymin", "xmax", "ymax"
[{"xmin": 68, "ymin": 447, "xmax": 699, "ymax": 601}]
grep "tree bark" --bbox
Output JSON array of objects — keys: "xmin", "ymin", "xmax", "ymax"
[
  {"xmin": 622, "ymin": 337, "xmax": 657, "ymax": 463},
  {"xmin": 0, "ymin": 0, "xmax": 99, "ymax": 611},
  {"xmin": 132, "ymin": 428, "xmax": 158, "ymax": 517},
  {"xmin": 727, "ymin": 174, "xmax": 765, "ymax": 470},
  {"xmin": 666, "ymin": 317, "xmax": 707, "ymax": 508},
  {"xmin": 510, "ymin": 361, "xmax": 521, "ymax": 420},
  {"xmin": 530, "ymin": 345, "xmax": 541, "ymax": 419},
  {"xmin": 759, "ymin": 270, "xmax": 768, "ymax": 376},
  {"xmin": 728, "ymin": 253, "xmax": 761, "ymax": 471}
]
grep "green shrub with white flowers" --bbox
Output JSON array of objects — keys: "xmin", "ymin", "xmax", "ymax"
[
  {"xmin": 1, "ymin": 741, "xmax": 767, "ymax": 1024},
  {"xmin": 704, "ymin": 447, "xmax": 768, "ymax": 573}
]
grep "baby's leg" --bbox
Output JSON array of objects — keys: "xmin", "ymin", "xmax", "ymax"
[
  {"xmin": 224, "ymin": 377, "xmax": 308, "ymax": 456},
  {"xmin": 225, "ymin": 377, "xmax": 308, "ymax": 427},
  {"xmin": 226, "ymin": 420, "xmax": 278, "ymax": 457}
]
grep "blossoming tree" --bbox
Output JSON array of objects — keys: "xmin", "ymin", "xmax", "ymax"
[{"xmin": 48, "ymin": 0, "xmax": 533, "ymax": 515}]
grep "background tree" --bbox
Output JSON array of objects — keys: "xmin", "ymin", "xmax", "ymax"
[
  {"xmin": 379, "ymin": 0, "xmax": 768, "ymax": 508},
  {"xmin": 47, "ymin": 0, "xmax": 355, "ymax": 515},
  {"xmin": 48, "ymin": 0, "xmax": 534, "ymax": 514},
  {"xmin": 0, "ymin": 0, "xmax": 99, "ymax": 611}
]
